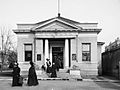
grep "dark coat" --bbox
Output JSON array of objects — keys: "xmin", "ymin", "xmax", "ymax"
[
  {"xmin": 12, "ymin": 66, "xmax": 22, "ymax": 86},
  {"xmin": 46, "ymin": 61, "xmax": 51, "ymax": 73},
  {"xmin": 55, "ymin": 59, "xmax": 60, "ymax": 71},
  {"xmin": 27, "ymin": 66, "xmax": 39, "ymax": 86},
  {"xmin": 51, "ymin": 64, "xmax": 57, "ymax": 78}
]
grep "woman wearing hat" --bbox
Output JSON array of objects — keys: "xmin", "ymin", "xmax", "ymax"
[
  {"xmin": 12, "ymin": 63, "xmax": 22, "ymax": 86},
  {"xmin": 27, "ymin": 61, "xmax": 39, "ymax": 86}
]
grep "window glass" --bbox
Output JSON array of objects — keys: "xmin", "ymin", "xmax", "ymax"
[
  {"xmin": 37, "ymin": 54, "xmax": 41, "ymax": 61},
  {"xmin": 82, "ymin": 43, "xmax": 91, "ymax": 61},
  {"xmin": 24, "ymin": 44, "xmax": 32, "ymax": 61}
]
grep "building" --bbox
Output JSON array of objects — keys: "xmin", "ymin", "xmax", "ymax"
[
  {"xmin": 13, "ymin": 14, "xmax": 104, "ymax": 76},
  {"xmin": 102, "ymin": 38, "xmax": 120, "ymax": 78}
]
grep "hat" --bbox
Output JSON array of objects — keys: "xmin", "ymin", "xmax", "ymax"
[
  {"xmin": 30, "ymin": 61, "xmax": 34, "ymax": 66},
  {"xmin": 46, "ymin": 58, "xmax": 50, "ymax": 60},
  {"xmin": 14, "ymin": 62, "xmax": 18, "ymax": 66}
]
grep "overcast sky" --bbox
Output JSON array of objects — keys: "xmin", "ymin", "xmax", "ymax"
[{"xmin": 0, "ymin": 0, "xmax": 120, "ymax": 51}]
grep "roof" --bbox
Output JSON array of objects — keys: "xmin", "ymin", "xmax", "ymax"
[
  {"xmin": 14, "ymin": 14, "xmax": 101, "ymax": 34},
  {"xmin": 36, "ymin": 14, "xmax": 80, "ymax": 25}
]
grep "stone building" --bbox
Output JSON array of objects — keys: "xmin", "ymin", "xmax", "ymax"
[
  {"xmin": 102, "ymin": 38, "xmax": 120, "ymax": 78},
  {"xmin": 13, "ymin": 14, "xmax": 104, "ymax": 76}
]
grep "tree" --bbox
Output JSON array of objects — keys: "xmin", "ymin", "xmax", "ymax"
[{"xmin": 0, "ymin": 26, "xmax": 17, "ymax": 71}]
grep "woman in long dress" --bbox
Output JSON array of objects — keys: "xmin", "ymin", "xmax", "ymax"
[
  {"xmin": 12, "ymin": 63, "xmax": 22, "ymax": 86},
  {"xmin": 27, "ymin": 61, "xmax": 39, "ymax": 86}
]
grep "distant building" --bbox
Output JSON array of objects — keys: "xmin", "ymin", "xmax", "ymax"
[
  {"xmin": 105, "ymin": 37, "xmax": 120, "ymax": 52},
  {"xmin": 13, "ymin": 14, "xmax": 104, "ymax": 76},
  {"xmin": 102, "ymin": 37, "xmax": 120, "ymax": 78}
]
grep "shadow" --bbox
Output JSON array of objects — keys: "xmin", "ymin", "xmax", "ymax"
[
  {"xmin": 8, "ymin": 82, "xmax": 12, "ymax": 87},
  {"xmin": 94, "ymin": 81, "xmax": 120, "ymax": 90},
  {"xmin": 0, "ymin": 70, "xmax": 13, "ymax": 77}
]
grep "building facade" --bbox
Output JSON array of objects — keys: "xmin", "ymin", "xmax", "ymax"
[
  {"xmin": 102, "ymin": 38, "xmax": 120, "ymax": 78},
  {"xmin": 13, "ymin": 15, "xmax": 103, "ymax": 76}
]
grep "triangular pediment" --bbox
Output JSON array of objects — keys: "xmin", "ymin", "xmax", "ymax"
[
  {"xmin": 32, "ymin": 18, "xmax": 81, "ymax": 31},
  {"xmin": 39, "ymin": 21, "xmax": 77, "ymax": 30}
]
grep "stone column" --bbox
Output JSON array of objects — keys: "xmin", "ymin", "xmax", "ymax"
[
  {"xmin": 65, "ymin": 39, "xmax": 69, "ymax": 68},
  {"xmin": 45, "ymin": 39, "xmax": 49, "ymax": 66}
]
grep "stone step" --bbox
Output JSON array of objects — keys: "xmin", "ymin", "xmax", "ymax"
[
  {"xmin": 21, "ymin": 70, "xmax": 82, "ymax": 81},
  {"xmin": 20, "ymin": 70, "xmax": 42, "ymax": 76},
  {"xmin": 59, "ymin": 69, "xmax": 68, "ymax": 72}
]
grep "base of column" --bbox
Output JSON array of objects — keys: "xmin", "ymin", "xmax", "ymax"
[{"xmin": 64, "ymin": 66, "xmax": 69, "ymax": 69}]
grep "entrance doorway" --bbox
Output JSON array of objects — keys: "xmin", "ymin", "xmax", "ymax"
[{"xmin": 52, "ymin": 47, "xmax": 63, "ymax": 69}]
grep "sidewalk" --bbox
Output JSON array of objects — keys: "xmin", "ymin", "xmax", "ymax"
[{"xmin": 0, "ymin": 70, "xmax": 120, "ymax": 83}]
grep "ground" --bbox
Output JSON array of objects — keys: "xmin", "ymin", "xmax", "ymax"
[
  {"xmin": 0, "ymin": 79, "xmax": 120, "ymax": 90},
  {"xmin": 0, "ymin": 70, "xmax": 120, "ymax": 90}
]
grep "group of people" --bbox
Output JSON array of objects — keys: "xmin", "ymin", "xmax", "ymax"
[
  {"xmin": 41, "ymin": 58, "xmax": 60, "ymax": 78},
  {"xmin": 12, "ymin": 58, "xmax": 60, "ymax": 87},
  {"xmin": 46, "ymin": 58, "xmax": 60, "ymax": 78},
  {"xmin": 12, "ymin": 61, "xmax": 39, "ymax": 87}
]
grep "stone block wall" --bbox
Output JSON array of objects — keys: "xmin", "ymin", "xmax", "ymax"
[{"xmin": 102, "ymin": 48, "xmax": 120, "ymax": 78}]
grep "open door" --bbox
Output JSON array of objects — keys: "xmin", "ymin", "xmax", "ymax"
[{"xmin": 52, "ymin": 47, "xmax": 63, "ymax": 69}]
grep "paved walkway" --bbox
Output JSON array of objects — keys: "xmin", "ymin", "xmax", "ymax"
[
  {"xmin": 1, "ymin": 70, "xmax": 120, "ymax": 90},
  {"xmin": 1, "ymin": 80, "xmax": 120, "ymax": 90},
  {"xmin": 0, "ymin": 70, "xmax": 120, "ymax": 83}
]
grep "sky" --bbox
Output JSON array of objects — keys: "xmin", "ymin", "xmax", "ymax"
[{"xmin": 0, "ymin": 0, "xmax": 120, "ymax": 52}]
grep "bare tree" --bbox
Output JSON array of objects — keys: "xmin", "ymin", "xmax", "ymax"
[{"xmin": 0, "ymin": 26, "xmax": 17, "ymax": 72}]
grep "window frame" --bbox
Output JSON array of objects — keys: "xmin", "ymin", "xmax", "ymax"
[
  {"xmin": 24, "ymin": 44, "xmax": 32, "ymax": 62},
  {"xmin": 82, "ymin": 43, "xmax": 91, "ymax": 62}
]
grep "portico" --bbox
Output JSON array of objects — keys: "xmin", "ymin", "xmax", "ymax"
[{"xmin": 44, "ymin": 38, "xmax": 69, "ymax": 68}]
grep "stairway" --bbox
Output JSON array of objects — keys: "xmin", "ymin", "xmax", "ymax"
[
  {"xmin": 37, "ymin": 70, "xmax": 82, "ymax": 80},
  {"xmin": 20, "ymin": 67, "xmax": 82, "ymax": 80}
]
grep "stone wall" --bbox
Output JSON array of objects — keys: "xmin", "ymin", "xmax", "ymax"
[{"xmin": 102, "ymin": 48, "xmax": 120, "ymax": 78}]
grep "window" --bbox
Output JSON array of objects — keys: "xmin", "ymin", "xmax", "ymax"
[
  {"xmin": 82, "ymin": 43, "xmax": 91, "ymax": 61},
  {"xmin": 24, "ymin": 44, "xmax": 32, "ymax": 61},
  {"xmin": 37, "ymin": 54, "xmax": 41, "ymax": 61}
]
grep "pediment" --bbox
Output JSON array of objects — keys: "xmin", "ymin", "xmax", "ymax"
[
  {"xmin": 32, "ymin": 19, "xmax": 81, "ymax": 31},
  {"xmin": 39, "ymin": 21, "xmax": 77, "ymax": 30}
]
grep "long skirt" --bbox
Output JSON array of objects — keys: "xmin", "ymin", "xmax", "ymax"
[
  {"xmin": 27, "ymin": 74, "xmax": 39, "ymax": 86},
  {"xmin": 12, "ymin": 76, "xmax": 22, "ymax": 86},
  {"xmin": 46, "ymin": 67, "xmax": 51, "ymax": 73},
  {"xmin": 51, "ymin": 70, "xmax": 57, "ymax": 78}
]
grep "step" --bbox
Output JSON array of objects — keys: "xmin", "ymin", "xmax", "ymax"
[{"xmin": 59, "ymin": 69, "xmax": 68, "ymax": 72}]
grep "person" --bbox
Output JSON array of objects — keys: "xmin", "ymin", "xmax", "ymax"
[
  {"xmin": 12, "ymin": 63, "xmax": 22, "ymax": 87},
  {"xmin": 51, "ymin": 63, "xmax": 57, "ymax": 78},
  {"xmin": 27, "ymin": 61, "xmax": 39, "ymax": 86},
  {"xmin": 46, "ymin": 58, "xmax": 51, "ymax": 73},
  {"xmin": 41, "ymin": 64, "xmax": 46, "ymax": 71},
  {"xmin": 55, "ymin": 58, "xmax": 60, "ymax": 71}
]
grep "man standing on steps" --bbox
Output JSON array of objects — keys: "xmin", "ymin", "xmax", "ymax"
[
  {"xmin": 51, "ymin": 63, "xmax": 57, "ymax": 78},
  {"xmin": 46, "ymin": 58, "xmax": 52, "ymax": 77},
  {"xmin": 55, "ymin": 57, "xmax": 60, "ymax": 72}
]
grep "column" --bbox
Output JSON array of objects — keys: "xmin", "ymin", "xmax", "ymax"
[
  {"xmin": 45, "ymin": 39, "xmax": 49, "ymax": 66},
  {"xmin": 65, "ymin": 39, "xmax": 69, "ymax": 68},
  {"xmin": 33, "ymin": 33, "xmax": 36, "ymax": 62}
]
